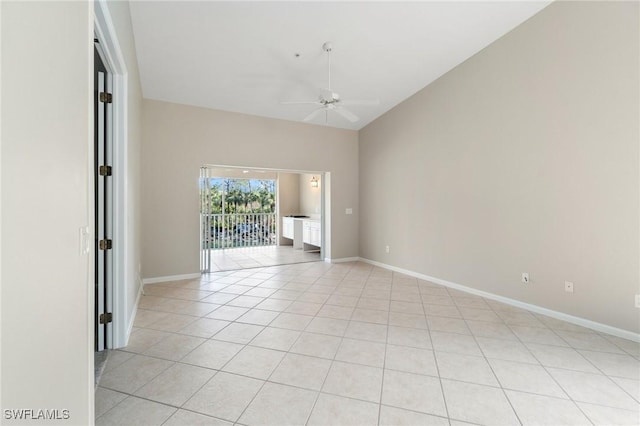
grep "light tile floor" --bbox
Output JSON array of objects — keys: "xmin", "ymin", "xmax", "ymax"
[
  {"xmin": 96, "ymin": 261, "xmax": 640, "ymax": 425},
  {"xmin": 205, "ymin": 246, "xmax": 321, "ymax": 272}
]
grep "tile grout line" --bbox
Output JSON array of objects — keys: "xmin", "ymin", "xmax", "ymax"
[
  {"xmin": 498, "ymin": 303, "xmax": 635, "ymax": 413},
  {"xmin": 376, "ymin": 271, "xmax": 392, "ymax": 426},
  {"xmin": 503, "ymin": 320, "xmax": 598, "ymax": 425},
  {"xmin": 122, "ymin": 262, "xmax": 298, "ymax": 421},
  {"xmin": 182, "ymin": 262, "xmax": 333, "ymax": 423},
  {"xmin": 221, "ymin": 262, "xmax": 353, "ymax": 424},
  {"xmin": 456, "ymin": 298, "xmax": 524, "ymax": 426},
  {"xmin": 480, "ymin": 297, "xmax": 627, "ymax": 425},
  {"xmin": 301, "ymin": 281, "xmax": 354, "ymax": 425},
  {"xmin": 418, "ymin": 278, "xmax": 452, "ymax": 424}
]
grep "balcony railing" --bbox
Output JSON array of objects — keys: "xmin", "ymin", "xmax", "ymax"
[{"xmin": 201, "ymin": 213, "xmax": 277, "ymax": 249}]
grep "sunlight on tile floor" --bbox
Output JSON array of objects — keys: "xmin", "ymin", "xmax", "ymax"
[
  {"xmin": 205, "ymin": 246, "xmax": 321, "ymax": 272},
  {"xmin": 96, "ymin": 261, "xmax": 640, "ymax": 425}
]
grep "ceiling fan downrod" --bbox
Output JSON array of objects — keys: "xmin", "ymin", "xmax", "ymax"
[{"xmin": 323, "ymin": 42, "xmax": 332, "ymax": 91}]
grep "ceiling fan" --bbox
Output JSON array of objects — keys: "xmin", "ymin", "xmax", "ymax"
[{"xmin": 281, "ymin": 42, "xmax": 379, "ymax": 124}]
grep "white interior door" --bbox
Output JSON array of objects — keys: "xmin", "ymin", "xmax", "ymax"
[{"xmin": 95, "ymin": 45, "xmax": 113, "ymax": 351}]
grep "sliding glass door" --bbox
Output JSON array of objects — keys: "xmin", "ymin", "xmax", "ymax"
[{"xmin": 200, "ymin": 167, "xmax": 277, "ymax": 272}]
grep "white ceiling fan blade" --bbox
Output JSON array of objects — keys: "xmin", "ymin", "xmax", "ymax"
[
  {"xmin": 303, "ymin": 107, "xmax": 326, "ymax": 122},
  {"xmin": 334, "ymin": 107, "xmax": 359, "ymax": 122},
  {"xmin": 280, "ymin": 100, "xmax": 320, "ymax": 105},
  {"xmin": 340, "ymin": 99, "xmax": 380, "ymax": 106}
]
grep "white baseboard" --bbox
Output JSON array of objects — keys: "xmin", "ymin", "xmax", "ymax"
[
  {"xmin": 142, "ymin": 272, "xmax": 201, "ymax": 285},
  {"xmin": 325, "ymin": 257, "xmax": 360, "ymax": 263},
  {"xmin": 359, "ymin": 257, "xmax": 640, "ymax": 343},
  {"xmin": 124, "ymin": 283, "xmax": 144, "ymax": 347}
]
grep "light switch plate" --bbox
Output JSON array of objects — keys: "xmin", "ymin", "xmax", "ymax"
[
  {"xmin": 345, "ymin": 208, "xmax": 353, "ymax": 215},
  {"xmin": 79, "ymin": 226, "xmax": 90, "ymax": 255}
]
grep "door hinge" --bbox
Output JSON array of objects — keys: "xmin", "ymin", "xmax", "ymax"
[
  {"xmin": 99, "ymin": 92, "xmax": 112, "ymax": 103},
  {"xmin": 99, "ymin": 312, "xmax": 113, "ymax": 324},
  {"xmin": 99, "ymin": 239, "xmax": 112, "ymax": 250},
  {"xmin": 99, "ymin": 165, "xmax": 112, "ymax": 176}
]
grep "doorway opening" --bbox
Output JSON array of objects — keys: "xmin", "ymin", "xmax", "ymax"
[{"xmin": 200, "ymin": 166, "xmax": 327, "ymax": 272}]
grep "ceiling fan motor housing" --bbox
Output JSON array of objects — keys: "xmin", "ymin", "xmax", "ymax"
[{"xmin": 320, "ymin": 89, "xmax": 340, "ymax": 104}]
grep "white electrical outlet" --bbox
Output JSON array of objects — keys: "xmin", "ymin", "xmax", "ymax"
[
  {"xmin": 385, "ymin": 245, "xmax": 390, "ymax": 254},
  {"xmin": 635, "ymin": 294, "xmax": 640, "ymax": 308},
  {"xmin": 345, "ymin": 208, "xmax": 353, "ymax": 215},
  {"xmin": 565, "ymin": 281, "xmax": 574, "ymax": 293},
  {"xmin": 521, "ymin": 273, "xmax": 529, "ymax": 284}
]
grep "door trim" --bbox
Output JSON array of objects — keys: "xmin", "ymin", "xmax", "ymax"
[{"xmin": 95, "ymin": 0, "xmax": 130, "ymax": 348}]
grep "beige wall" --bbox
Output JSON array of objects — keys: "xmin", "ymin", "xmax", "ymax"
[
  {"xmin": 205, "ymin": 167, "xmax": 278, "ymax": 180},
  {"xmin": 359, "ymin": 1, "xmax": 639, "ymax": 333},
  {"xmin": 278, "ymin": 173, "xmax": 300, "ymax": 217},
  {"xmin": 142, "ymin": 100, "xmax": 358, "ymax": 278},
  {"xmin": 105, "ymin": 0, "xmax": 144, "ymax": 341},
  {"xmin": 299, "ymin": 173, "xmax": 322, "ymax": 219},
  {"xmin": 1, "ymin": 1, "xmax": 93, "ymax": 422},
  {"xmin": 277, "ymin": 173, "xmax": 300, "ymax": 245}
]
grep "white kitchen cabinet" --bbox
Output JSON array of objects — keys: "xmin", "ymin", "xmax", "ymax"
[
  {"xmin": 283, "ymin": 217, "xmax": 320, "ymax": 250},
  {"xmin": 282, "ymin": 217, "xmax": 304, "ymax": 249},
  {"xmin": 282, "ymin": 217, "xmax": 294, "ymax": 239},
  {"xmin": 303, "ymin": 220, "xmax": 321, "ymax": 248}
]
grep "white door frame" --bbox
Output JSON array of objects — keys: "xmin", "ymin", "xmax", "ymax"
[{"xmin": 94, "ymin": 0, "xmax": 129, "ymax": 348}]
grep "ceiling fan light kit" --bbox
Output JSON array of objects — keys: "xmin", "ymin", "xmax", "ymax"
[{"xmin": 281, "ymin": 41, "xmax": 379, "ymax": 124}]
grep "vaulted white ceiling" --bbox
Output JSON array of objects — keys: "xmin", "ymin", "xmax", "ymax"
[{"xmin": 129, "ymin": 1, "xmax": 550, "ymax": 130}]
